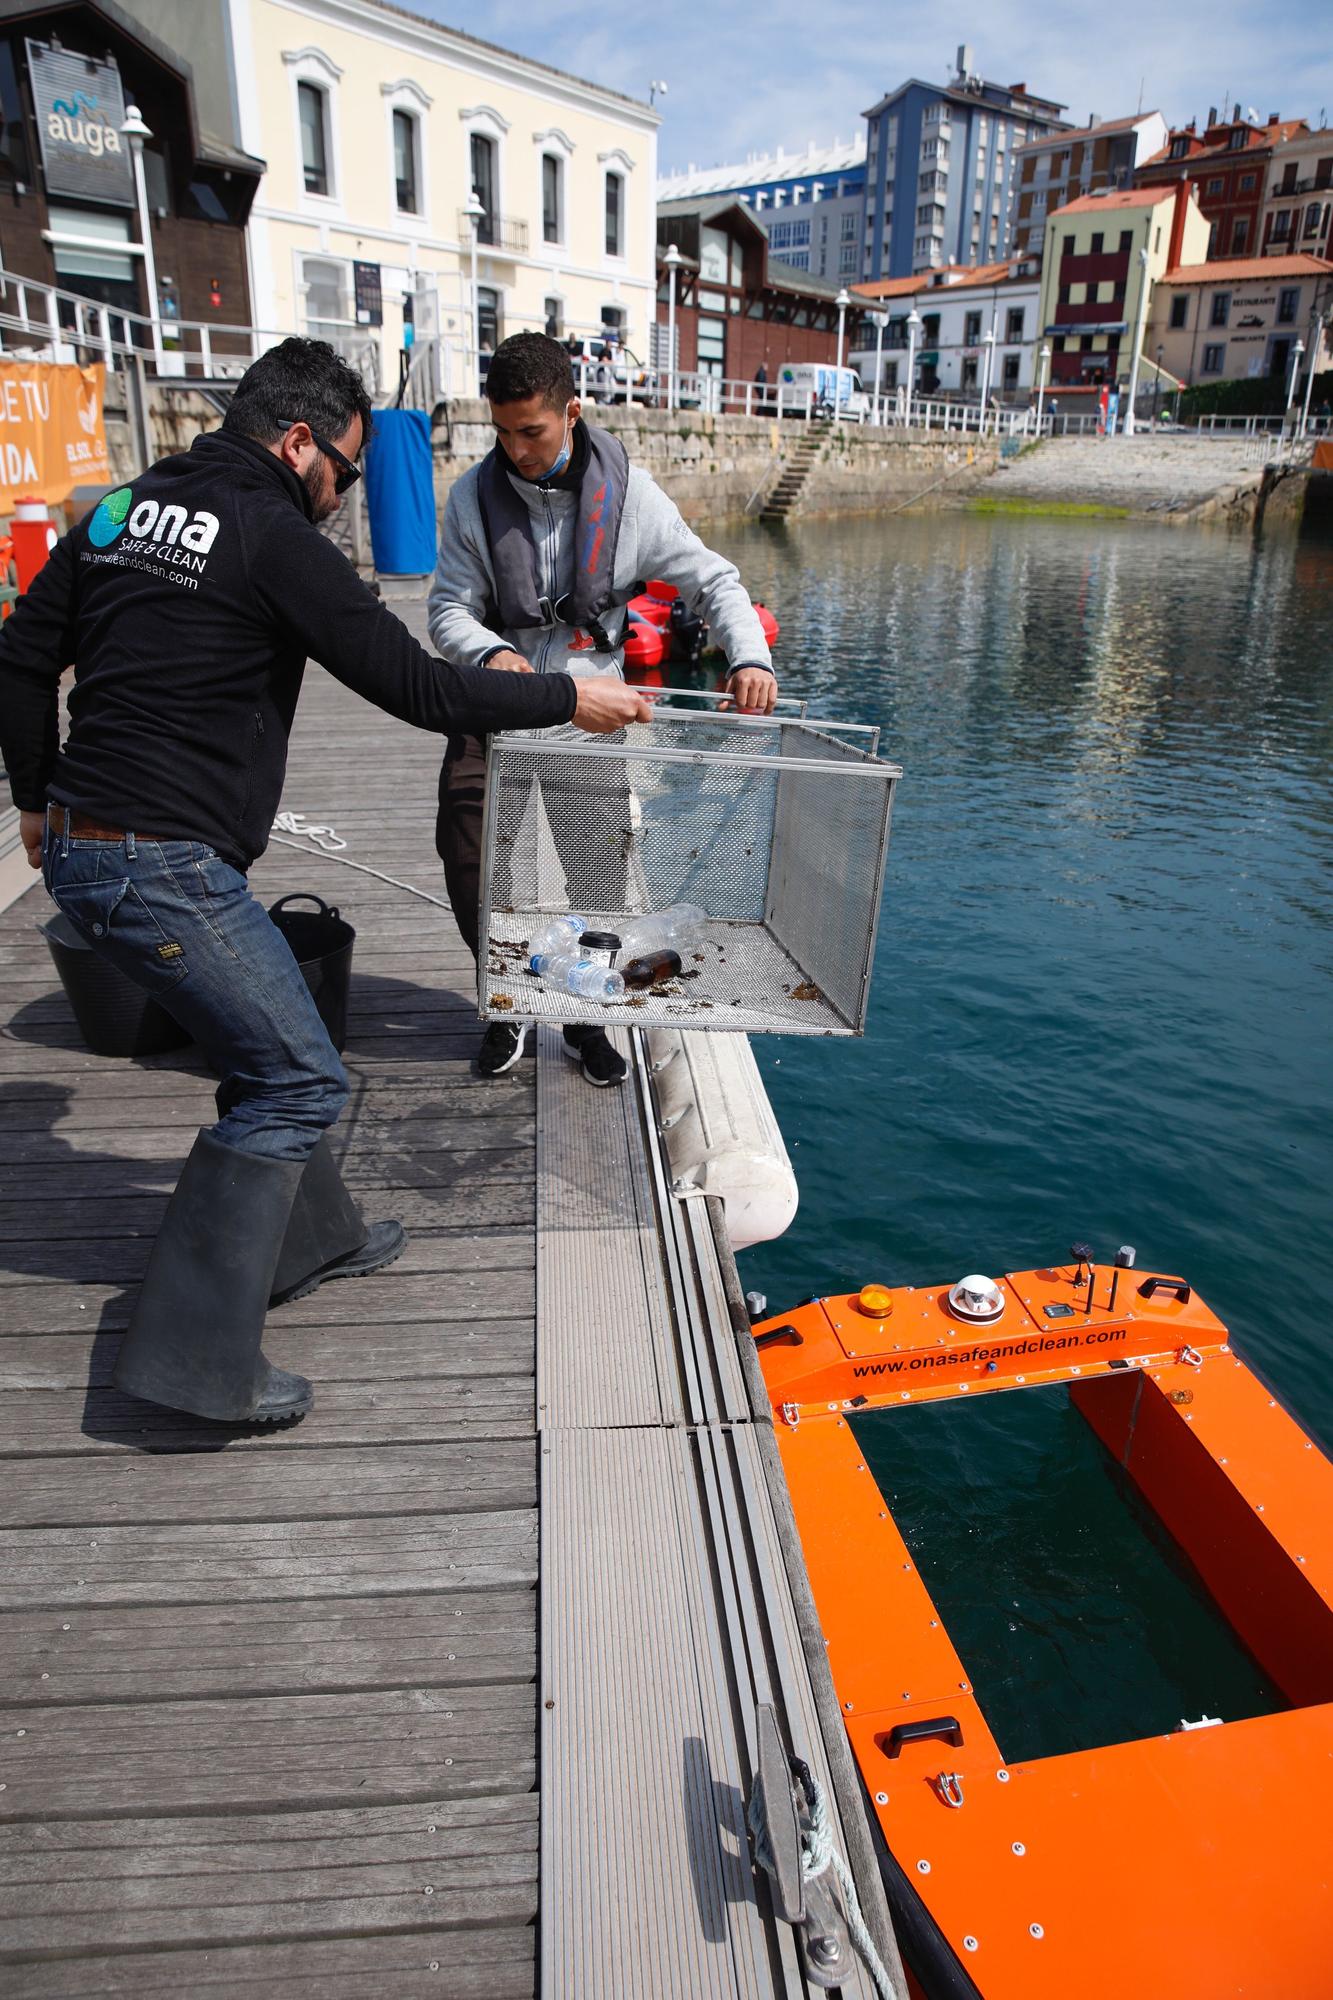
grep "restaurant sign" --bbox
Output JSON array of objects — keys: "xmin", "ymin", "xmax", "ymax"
[{"xmin": 26, "ymin": 40, "xmax": 134, "ymax": 207}]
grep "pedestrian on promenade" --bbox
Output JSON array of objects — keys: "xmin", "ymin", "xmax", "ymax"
[
  {"xmin": 428, "ymin": 330, "xmax": 776, "ymax": 1086},
  {"xmin": 0, "ymin": 336, "xmax": 649, "ymax": 1427}
]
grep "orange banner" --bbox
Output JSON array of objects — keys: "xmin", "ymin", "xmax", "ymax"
[{"xmin": 0, "ymin": 358, "xmax": 109, "ymax": 516}]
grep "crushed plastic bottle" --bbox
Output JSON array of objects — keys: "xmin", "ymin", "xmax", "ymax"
[
  {"xmin": 530, "ymin": 949, "xmax": 626, "ymax": 1002},
  {"xmin": 527, "ymin": 914, "xmax": 587, "ymax": 971},
  {"xmin": 616, "ymin": 903, "xmax": 706, "ymax": 958}
]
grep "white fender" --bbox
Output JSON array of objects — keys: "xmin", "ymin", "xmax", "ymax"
[{"xmin": 647, "ymin": 1028, "xmax": 799, "ymax": 1252}]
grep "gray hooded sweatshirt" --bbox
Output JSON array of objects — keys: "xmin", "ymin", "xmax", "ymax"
[{"xmin": 426, "ymin": 439, "xmax": 773, "ymax": 685}]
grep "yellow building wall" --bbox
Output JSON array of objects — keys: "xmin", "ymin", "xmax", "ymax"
[
  {"xmin": 1037, "ymin": 193, "xmax": 1210, "ymax": 373},
  {"xmin": 232, "ymin": 0, "xmax": 659, "ymax": 392}
]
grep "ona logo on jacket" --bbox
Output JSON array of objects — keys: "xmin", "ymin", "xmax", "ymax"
[{"xmin": 88, "ymin": 487, "xmax": 220, "ymax": 555}]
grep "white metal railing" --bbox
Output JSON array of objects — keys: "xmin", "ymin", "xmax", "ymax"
[{"xmin": 0, "ymin": 264, "xmax": 331, "ymax": 386}]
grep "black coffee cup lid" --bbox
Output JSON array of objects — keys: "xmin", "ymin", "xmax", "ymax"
[{"xmin": 581, "ymin": 931, "xmax": 622, "ymax": 950}]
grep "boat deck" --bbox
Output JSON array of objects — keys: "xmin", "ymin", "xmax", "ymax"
[{"xmin": 0, "ymin": 605, "xmax": 900, "ymax": 1997}]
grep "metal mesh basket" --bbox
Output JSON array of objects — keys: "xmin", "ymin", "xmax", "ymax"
[{"xmin": 479, "ymin": 711, "xmax": 899, "ymax": 1037}]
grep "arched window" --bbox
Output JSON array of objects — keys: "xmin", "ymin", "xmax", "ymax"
[
  {"xmin": 298, "ymin": 81, "xmax": 330, "ymax": 197},
  {"xmin": 471, "ymin": 133, "xmax": 497, "ymax": 245},
  {"xmin": 605, "ymin": 172, "xmax": 623, "ymax": 257},
  {"xmin": 393, "ymin": 108, "xmax": 420, "ymax": 214}
]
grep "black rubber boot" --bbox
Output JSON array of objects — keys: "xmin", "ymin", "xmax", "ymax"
[
  {"xmin": 111, "ymin": 1131, "xmax": 312, "ymax": 1423},
  {"xmin": 269, "ymin": 1135, "xmax": 407, "ymax": 1307}
]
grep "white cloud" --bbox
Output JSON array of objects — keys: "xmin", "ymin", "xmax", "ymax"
[{"xmin": 410, "ymin": 1, "xmax": 1333, "ymax": 171}]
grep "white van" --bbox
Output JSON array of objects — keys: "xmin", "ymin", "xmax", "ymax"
[{"xmin": 774, "ymin": 363, "xmax": 869, "ymax": 421}]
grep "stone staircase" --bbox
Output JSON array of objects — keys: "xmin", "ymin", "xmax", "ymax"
[{"xmin": 758, "ymin": 421, "xmax": 832, "ymax": 522}]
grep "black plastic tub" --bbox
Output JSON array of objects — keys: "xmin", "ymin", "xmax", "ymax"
[
  {"xmin": 267, "ymin": 893, "xmax": 356, "ymax": 1054},
  {"xmin": 42, "ymin": 892, "xmax": 357, "ymax": 1060},
  {"xmin": 42, "ymin": 913, "xmax": 192, "ymax": 1058}
]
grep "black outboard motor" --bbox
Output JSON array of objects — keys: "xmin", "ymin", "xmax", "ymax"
[{"xmin": 668, "ymin": 596, "xmax": 707, "ymax": 666}]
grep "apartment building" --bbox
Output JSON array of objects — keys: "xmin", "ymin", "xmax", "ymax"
[
  {"xmin": 1135, "ymin": 107, "xmax": 1307, "ymax": 261},
  {"xmin": 862, "ymin": 43, "xmax": 1068, "ymax": 281},
  {"xmin": 1039, "ymin": 183, "xmax": 1210, "ymax": 388},
  {"xmin": 850, "ymin": 260, "xmax": 1041, "ymax": 398},
  {"xmin": 1011, "ymin": 112, "xmax": 1167, "ymax": 258},
  {"xmin": 1260, "ymin": 129, "xmax": 1333, "ymax": 260}
]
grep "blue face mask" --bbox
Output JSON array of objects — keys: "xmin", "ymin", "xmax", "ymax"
[{"xmin": 536, "ymin": 407, "xmax": 574, "ymax": 480}]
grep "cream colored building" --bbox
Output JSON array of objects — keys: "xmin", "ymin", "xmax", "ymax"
[
  {"xmin": 1038, "ymin": 185, "xmax": 1209, "ymax": 391},
  {"xmin": 225, "ymin": 0, "xmax": 660, "ymax": 394}
]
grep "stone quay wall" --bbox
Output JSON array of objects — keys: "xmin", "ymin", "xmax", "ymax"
[{"xmin": 431, "ymin": 400, "xmax": 1000, "ymax": 525}]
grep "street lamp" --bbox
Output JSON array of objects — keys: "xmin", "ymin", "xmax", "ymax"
[
  {"xmin": 120, "ymin": 104, "xmax": 163, "ymax": 369},
  {"xmin": 873, "ymin": 310, "xmax": 887, "ymax": 422},
  {"xmin": 1285, "ymin": 337, "xmax": 1305, "ymax": 421},
  {"xmin": 979, "ymin": 326, "xmax": 996, "ymax": 425},
  {"xmin": 834, "ymin": 286, "xmax": 850, "ymax": 422},
  {"xmin": 1299, "ymin": 302, "xmax": 1330, "ymax": 436},
  {"xmin": 1153, "ymin": 343, "xmax": 1164, "ymax": 428},
  {"xmin": 1035, "ymin": 342, "xmax": 1051, "ymax": 431},
  {"xmin": 1123, "ymin": 245, "xmax": 1151, "ymax": 437},
  {"xmin": 905, "ymin": 307, "xmax": 923, "ymax": 422},
  {"xmin": 663, "ymin": 241, "xmax": 683, "ymax": 412},
  {"xmin": 462, "ymin": 188, "xmax": 485, "ymax": 394}
]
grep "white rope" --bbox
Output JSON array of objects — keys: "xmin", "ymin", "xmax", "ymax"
[
  {"xmin": 747, "ymin": 1769, "xmax": 898, "ymax": 1999},
  {"xmin": 269, "ymin": 815, "xmax": 455, "ymax": 911}
]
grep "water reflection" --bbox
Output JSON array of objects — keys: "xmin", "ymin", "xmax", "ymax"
[{"xmin": 696, "ymin": 512, "xmax": 1333, "ymax": 1449}]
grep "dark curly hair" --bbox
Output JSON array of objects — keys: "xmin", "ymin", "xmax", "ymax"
[
  {"xmin": 222, "ymin": 336, "xmax": 374, "ymax": 445},
  {"xmin": 485, "ymin": 331, "xmax": 576, "ymax": 410}
]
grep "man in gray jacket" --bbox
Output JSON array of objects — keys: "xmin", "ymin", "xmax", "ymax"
[{"xmin": 428, "ymin": 331, "xmax": 777, "ymax": 1086}]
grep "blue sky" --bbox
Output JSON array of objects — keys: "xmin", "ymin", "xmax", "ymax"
[{"xmin": 422, "ymin": 3, "xmax": 1333, "ymax": 175}]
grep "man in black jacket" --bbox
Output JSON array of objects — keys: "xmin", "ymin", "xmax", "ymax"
[{"xmin": 0, "ymin": 337, "xmax": 649, "ymax": 1428}]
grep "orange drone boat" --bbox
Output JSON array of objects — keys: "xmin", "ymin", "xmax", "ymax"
[{"xmin": 753, "ymin": 1249, "xmax": 1333, "ymax": 1999}]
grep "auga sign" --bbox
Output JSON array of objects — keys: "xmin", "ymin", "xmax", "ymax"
[
  {"xmin": 25, "ymin": 39, "xmax": 134, "ymax": 206},
  {"xmin": 45, "ymin": 91, "xmax": 124, "ymax": 161}
]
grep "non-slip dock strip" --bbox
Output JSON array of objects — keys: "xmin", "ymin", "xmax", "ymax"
[{"xmin": 536, "ymin": 1027, "xmax": 884, "ymax": 1999}]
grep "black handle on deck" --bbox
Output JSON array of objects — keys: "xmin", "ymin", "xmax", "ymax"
[
  {"xmin": 268, "ymin": 893, "xmax": 338, "ymax": 919},
  {"xmin": 881, "ymin": 1716, "xmax": 964, "ymax": 1759},
  {"xmin": 1138, "ymin": 1276, "xmax": 1192, "ymax": 1304},
  {"xmin": 753, "ymin": 1323, "xmax": 803, "ymax": 1350}
]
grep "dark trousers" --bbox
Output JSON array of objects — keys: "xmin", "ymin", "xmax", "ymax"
[{"xmin": 435, "ymin": 732, "xmax": 631, "ymax": 966}]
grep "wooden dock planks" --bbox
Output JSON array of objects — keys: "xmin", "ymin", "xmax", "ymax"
[{"xmin": 0, "ymin": 620, "xmax": 544, "ymax": 1993}]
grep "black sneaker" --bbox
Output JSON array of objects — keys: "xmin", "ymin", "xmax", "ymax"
[
  {"xmin": 478, "ymin": 1019, "xmax": 530, "ymax": 1076},
  {"xmin": 563, "ymin": 1025, "xmax": 627, "ymax": 1088}
]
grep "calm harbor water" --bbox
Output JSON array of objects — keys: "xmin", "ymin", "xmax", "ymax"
[{"xmin": 706, "ymin": 508, "xmax": 1333, "ymax": 1760}]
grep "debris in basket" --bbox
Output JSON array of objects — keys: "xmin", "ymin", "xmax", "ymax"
[
  {"xmin": 792, "ymin": 981, "xmax": 822, "ymax": 1002},
  {"xmin": 492, "ymin": 994, "xmax": 515, "ymax": 1010},
  {"xmin": 679, "ymin": 969, "xmax": 701, "ymax": 981},
  {"xmin": 692, "ymin": 953, "xmax": 705, "ymax": 963}
]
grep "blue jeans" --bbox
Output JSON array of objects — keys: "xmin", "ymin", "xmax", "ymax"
[{"xmin": 43, "ymin": 819, "xmax": 348, "ymax": 1161}]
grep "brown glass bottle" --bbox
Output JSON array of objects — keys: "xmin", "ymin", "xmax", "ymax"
[{"xmin": 620, "ymin": 948, "xmax": 683, "ymax": 988}]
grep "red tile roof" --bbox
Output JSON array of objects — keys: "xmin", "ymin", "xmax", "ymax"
[
  {"xmin": 1052, "ymin": 186, "xmax": 1176, "ymax": 216},
  {"xmin": 851, "ymin": 275, "xmax": 924, "ymax": 300},
  {"xmin": 1141, "ymin": 119, "xmax": 1306, "ymax": 169},
  {"xmin": 1161, "ymin": 253, "xmax": 1333, "ymax": 283},
  {"xmin": 1016, "ymin": 112, "xmax": 1159, "ymax": 152}
]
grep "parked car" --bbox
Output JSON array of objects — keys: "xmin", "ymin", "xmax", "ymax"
[{"xmin": 566, "ymin": 338, "xmax": 657, "ymax": 406}]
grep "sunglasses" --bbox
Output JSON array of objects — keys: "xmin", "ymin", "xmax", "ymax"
[{"xmin": 279, "ymin": 419, "xmax": 362, "ymax": 493}]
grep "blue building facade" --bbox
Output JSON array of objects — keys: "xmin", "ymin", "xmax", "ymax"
[
  {"xmin": 862, "ymin": 52, "xmax": 1067, "ymax": 281},
  {"xmin": 657, "ymin": 142, "xmax": 865, "ymax": 282}
]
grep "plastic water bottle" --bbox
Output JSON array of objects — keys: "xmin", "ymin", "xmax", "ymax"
[
  {"xmin": 618, "ymin": 903, "xmax": 706, "ymax": 957},
  {"xmin": 527, "ymin": 914, "xmax": 587, "ymax": 971},
  {"xmin": 531, "ymin": 950, "xmax": 625, "ymax": 1002}
]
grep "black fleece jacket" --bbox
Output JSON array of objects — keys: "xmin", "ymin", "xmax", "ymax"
[{"xmin": 0, "ymin": 428, "xmax": 577, "ymax": 867}]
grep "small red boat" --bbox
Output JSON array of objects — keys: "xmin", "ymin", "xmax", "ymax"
[{"xmin": 625, "ymin": 577, "xmax": 779, "ymax": 672}]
